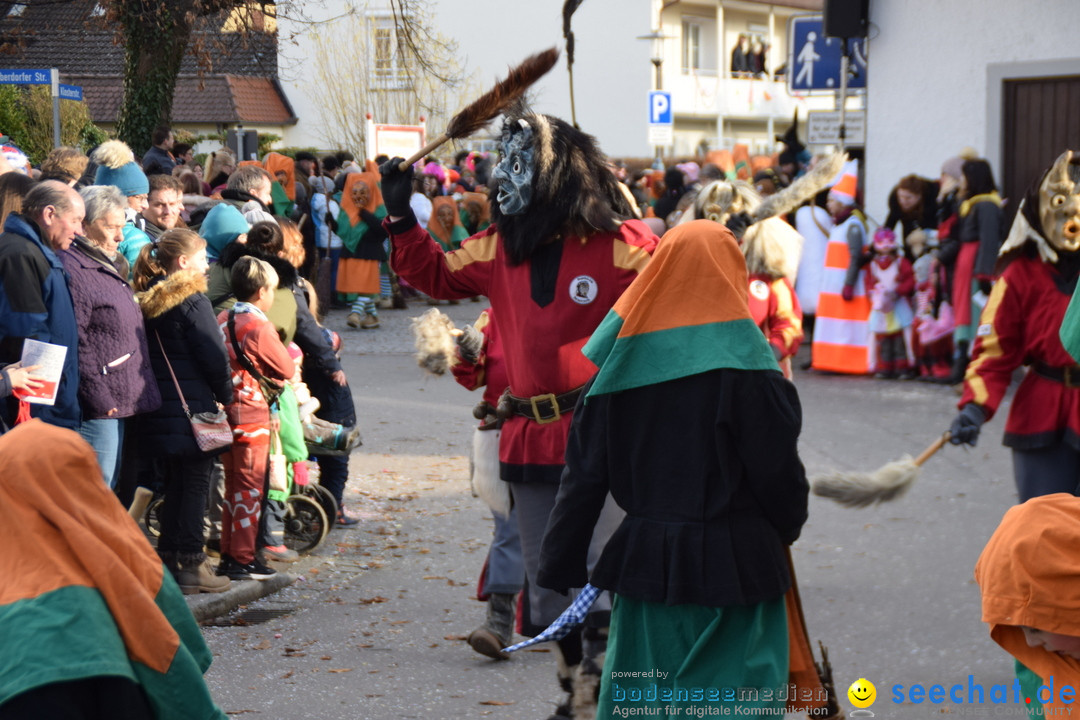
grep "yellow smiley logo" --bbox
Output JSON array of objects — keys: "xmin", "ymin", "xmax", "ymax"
[{"xmin": 848, "ymin": 678, "xmax": 876, "ymax": 709}]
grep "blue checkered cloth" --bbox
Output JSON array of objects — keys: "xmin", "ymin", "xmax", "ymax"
[{"xmin": 502, "ymin": 583, "xmax": 601, "ymax": 653}]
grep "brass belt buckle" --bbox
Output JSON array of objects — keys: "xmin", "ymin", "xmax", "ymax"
[{"xmin": 529, "ymin": 393, "xmax": 560, "ymax": 424}]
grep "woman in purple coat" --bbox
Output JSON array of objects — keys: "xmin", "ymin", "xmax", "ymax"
[{"xmin": 61, "ymin": 185, "xmax": 161, "ymax": 487}]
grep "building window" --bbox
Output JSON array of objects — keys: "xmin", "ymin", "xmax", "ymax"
[
  {"xmin": 681, "ymin": 15, "xmax": 717, "ymax": 75},
  {"xmin": 371, "ymin": 16, "xmax": 410, "ymax": 90},
  {"xmin": 683, "ymin": 20, "xmax": 700, "ymax": 72},
  {"xmin": 7, "ymin": 3, "xmax": 27, "ymax": 18}
]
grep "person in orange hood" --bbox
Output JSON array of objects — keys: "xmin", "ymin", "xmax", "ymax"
[{"xmin": 975, "ymin": 493, "xmax": 1080, "ymax": 716}]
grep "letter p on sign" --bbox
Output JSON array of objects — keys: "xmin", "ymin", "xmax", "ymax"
[{"xmin": 649, "ymin": 91, "xmax": 672, "ymax": 125}]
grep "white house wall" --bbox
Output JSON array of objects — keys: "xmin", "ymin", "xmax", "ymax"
[
  {"xmin": 278, "ymin": 0, "xmax": 655, "ymax": 157},
  {"xmin": 865, "ymin": 0, "xmax": 1080, "ymax": 225}
]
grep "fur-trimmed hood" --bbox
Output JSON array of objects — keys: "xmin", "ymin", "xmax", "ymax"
[{"xmin": 136, "ymin": 269, "xmax": 208, "ymax": 320}]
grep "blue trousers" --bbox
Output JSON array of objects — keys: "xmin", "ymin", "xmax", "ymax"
[{"xmin": 78, "ymin": 418, "xmax": 125, "ymax": 489}]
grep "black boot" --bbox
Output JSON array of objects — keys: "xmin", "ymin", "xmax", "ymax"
[
  {"xmin": 939, "ymin": 340, "xmax": 969, "ymax": 385},
  {"xmin": 467, "ymin": 592, "xmax": 516, "ymax": 660}
]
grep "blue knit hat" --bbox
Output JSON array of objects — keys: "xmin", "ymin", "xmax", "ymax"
[
  {"xmin": 200, "ymin": 203, "xmax": 250, "ymax": 260},
  {"xmin": 91, "ymin": 140, "xmax": 149, "ymax": 197}
]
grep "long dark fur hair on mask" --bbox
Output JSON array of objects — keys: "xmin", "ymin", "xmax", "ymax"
[{"xmin": 490, "ymin": 108, "xmax": 634, "ymax": 265}]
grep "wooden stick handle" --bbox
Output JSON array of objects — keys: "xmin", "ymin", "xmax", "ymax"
[
  {"xmin": 399, "ymin": 133, "xmax": 450, "ymax": 171},
  {"xmin": 914, "ymin": 432, "xmax": 951, "ymax": 467}
]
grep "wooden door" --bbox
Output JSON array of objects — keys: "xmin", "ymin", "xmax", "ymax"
[{"xmin": 1002, "ymin": 75, "xmax": 1080, "ymax": 213}]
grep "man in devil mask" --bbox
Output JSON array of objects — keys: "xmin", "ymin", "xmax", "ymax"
[
  {"xmin": 951, "ymin": 150, "xmax": 1080, "ymax": 502},
  {"xmin": 381, "ymin": 107, "xmax": 658, "ymax": 719}
]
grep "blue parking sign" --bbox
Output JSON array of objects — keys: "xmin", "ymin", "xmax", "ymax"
[
  {"xmin": 788, "ymin": 15, "xmax": 867, "ymax": 93},
  {"xmin": 649, "ymin": 91, "xmax": 672, "ymax": 125}
]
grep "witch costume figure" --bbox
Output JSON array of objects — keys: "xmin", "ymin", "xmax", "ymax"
[
  {"xmin": 537, "ymin": 220, "xmax": 809, "ymax": 718},
  {"xmin": 381, "ymin": 105, "xmax": 658, "ymax": 719}
]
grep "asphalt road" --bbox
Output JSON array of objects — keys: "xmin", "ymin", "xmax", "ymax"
[{"xmin": 201, "ymin": 298, "xmax": 1023, "ymax": 719}]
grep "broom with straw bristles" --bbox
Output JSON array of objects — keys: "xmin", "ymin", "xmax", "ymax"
[
  {"xmin": 811, "ymin": 432, "xmax": 951, "ymax": 508},
  {"xmin": 397, "ymin": 47, "xmax": 560, "ymax": 171}
]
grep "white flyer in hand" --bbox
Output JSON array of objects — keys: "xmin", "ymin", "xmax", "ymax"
[{"xmin": 19, "ymin": 339, "xmax": 67, "ymax": 406}]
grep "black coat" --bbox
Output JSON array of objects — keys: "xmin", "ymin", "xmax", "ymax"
[
  {"xmin": 538, "ymin": 368, "xmax": 808, "ymax": 607},
  {"xmin": 136, "ymin": 269, "xmax": 233, "ymax": 456}
]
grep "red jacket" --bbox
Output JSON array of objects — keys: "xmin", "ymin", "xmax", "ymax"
[
  {"xmin": 961, "ymin": 255, "xmax": 1080, "ymax": 449},
  {"xmin": 747, "ymin": 274, "xmax": 803, "ymax": 363},
  {"xmin": 218, "ymin": 306, "xmax": 295, "ymax": 426},
  {"xmin": 389, "ymin": 219, "xmax": 657, "ymax": 483}
]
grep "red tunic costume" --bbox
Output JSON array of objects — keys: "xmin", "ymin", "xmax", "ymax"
[
  {"xmin": 389, "ymin": 221, "xmax": 657, "ymax": 483},
  {"xmin": 960, "ymin": 254, "xmax": 1080, "ymax": 449}
]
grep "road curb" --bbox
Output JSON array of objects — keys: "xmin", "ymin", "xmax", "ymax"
[{"xmin": 187, "ymin": 572, "xmax": 297, "ymax": 623}]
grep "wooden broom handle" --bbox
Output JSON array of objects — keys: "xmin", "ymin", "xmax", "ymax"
[
  {"xmin": 398, "ymin": 133, "xmax": 450, "ymax": 171},
  {"xmin": 914, "ymin": 432, "xmax": 951, "ymax": 467}
]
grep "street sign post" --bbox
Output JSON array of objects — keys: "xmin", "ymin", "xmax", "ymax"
[
  {"xmin": 648, "ymin": 90, "xmax": 672, "ymax": 161},
  {"xmin": 0, "ymin": 68, "xmax": 82, "ymax": 149},
  {"xmin": 0, "ymin": 68, "xmax": 50, "ymax": 85},
  {"xmin": 58, "ymin": 84, "xmax": 83, "ymax": 102},
  {"xmin": 787, "ymin": 15, "xmax": 867, "ymax": 93}
]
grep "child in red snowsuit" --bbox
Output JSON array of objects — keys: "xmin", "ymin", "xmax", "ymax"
[{"xmin": 217, "ymin": 256, "xmax": 295, "ymax": 581}]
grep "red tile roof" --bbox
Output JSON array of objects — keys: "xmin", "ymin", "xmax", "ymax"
[{"xmin": 68, "ymin": 74, "xmax": 295, "ymax": 126}]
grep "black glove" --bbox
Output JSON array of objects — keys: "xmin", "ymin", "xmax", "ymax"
[
  {"xmin": 725, "ymin": 212, "xmax": 752, "ymax": 242},
  {"xmin": 379, "ymin": 157, "xmax": 414, "ymax": 217},
  {"xmin": 456, "ymin": 324, "xmax": 483, "ymax": 365},
  {"xmin": 949, "ymin": 403, "xmax": 986, "ymax": 446}
]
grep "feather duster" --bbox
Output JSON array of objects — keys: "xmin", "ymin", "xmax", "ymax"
[
  {"xmin": 400, "ymin": 48, "xmax": 560, "ymax": 169},
  {"xmin": 752, "ymin": 152, "xmax": 847, "ymax": 223},
  {"xmin": 411, "ymin": 308, "xmax": 459, "ymax": 376},
  {"xmin": 91, "ymin": 139, "xmax": 136, "ymax": 169}
]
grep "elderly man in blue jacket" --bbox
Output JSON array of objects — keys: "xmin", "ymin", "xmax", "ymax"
[{"xmin": 0, "ymin": 180, "xmax": 84, "ymax": 430}]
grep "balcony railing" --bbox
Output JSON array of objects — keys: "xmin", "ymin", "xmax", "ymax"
[{"xmin": 667, "ymin": 72, "xmax": 832, "ymax": 118}]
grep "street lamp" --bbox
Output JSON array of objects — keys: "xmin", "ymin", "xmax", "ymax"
[{"xmin": 636, "ymin": 29, "xmax": 668, "ymax": 90}]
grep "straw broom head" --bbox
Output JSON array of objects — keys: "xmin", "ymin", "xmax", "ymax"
[
  {"xmin": 811, "ymin": 433, "xmax": 950, "ymax": 509},
  {"xmin": 444, "ymin": 47, "xmax": 560, "ymax": 141},
  {"xmin": 398, "ymin": 47, "xmax": 561, "ymax": 170},
  {"xmin": 811, "ymin": 456, "xmax": 920, "ymax": 508}
]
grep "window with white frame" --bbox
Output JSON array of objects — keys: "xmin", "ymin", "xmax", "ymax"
[
  {"xmin": 683, "ymin": 20, "xmax": 700, "ymax": 72},
  {"xmin": 370, "ymin": 15, "xmax": 410, "ymax": 90},
  {"xmin": 681, "ymin": 15, "xmax": 718, "ymax": 75}
]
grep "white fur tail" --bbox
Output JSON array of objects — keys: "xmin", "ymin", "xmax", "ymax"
[{"xmin": 411, "ymin": 308, "xmax": 458, "ymax": 375}]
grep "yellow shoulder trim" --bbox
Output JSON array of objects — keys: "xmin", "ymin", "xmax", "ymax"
[
  {"xmin": 445, "ymin": 232, "xmax": 499, "ymax": 273},
  {"xmin": 613, "ymin": 240, "xmax": 651, "ymax": 274},
  {"xmin": 966, "ymin": 276, "xmax": 1007, "ymax": 406}
]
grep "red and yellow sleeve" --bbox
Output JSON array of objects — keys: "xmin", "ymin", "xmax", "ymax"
[
  {"xmin": 961, "ymin": 275, "xmax": 1025, "ymax": 418},
  {"xmin": 767, "ymin": 277, "xmax": 804, "ymax": 359},
  {"xmin": 388, "ymin": 221, "xmax": 497, "ymax": 300}
]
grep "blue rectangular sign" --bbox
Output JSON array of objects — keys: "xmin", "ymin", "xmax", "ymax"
[
  {"xmin": 649, "ymin": 91, "xmax": 672, "ymax": 125},
  {"xmin": 788, "ymin": 15, "xmax": 867, "ymax": 93},
  {"xmin": 58, "ymin": 84, "xmax": 82, "ymax": 102},
  {"xmin": 0, "ymin": 68, "xmax": 50, "ymax": 85}
]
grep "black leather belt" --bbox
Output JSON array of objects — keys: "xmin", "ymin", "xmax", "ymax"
[
  {"xmin": 499, "ymin": 386, "xmax": 585, "ymax": 424},
  {"xmin": 1033, "ymin": 362, "xmax": 1080, "ymax": 388}
]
